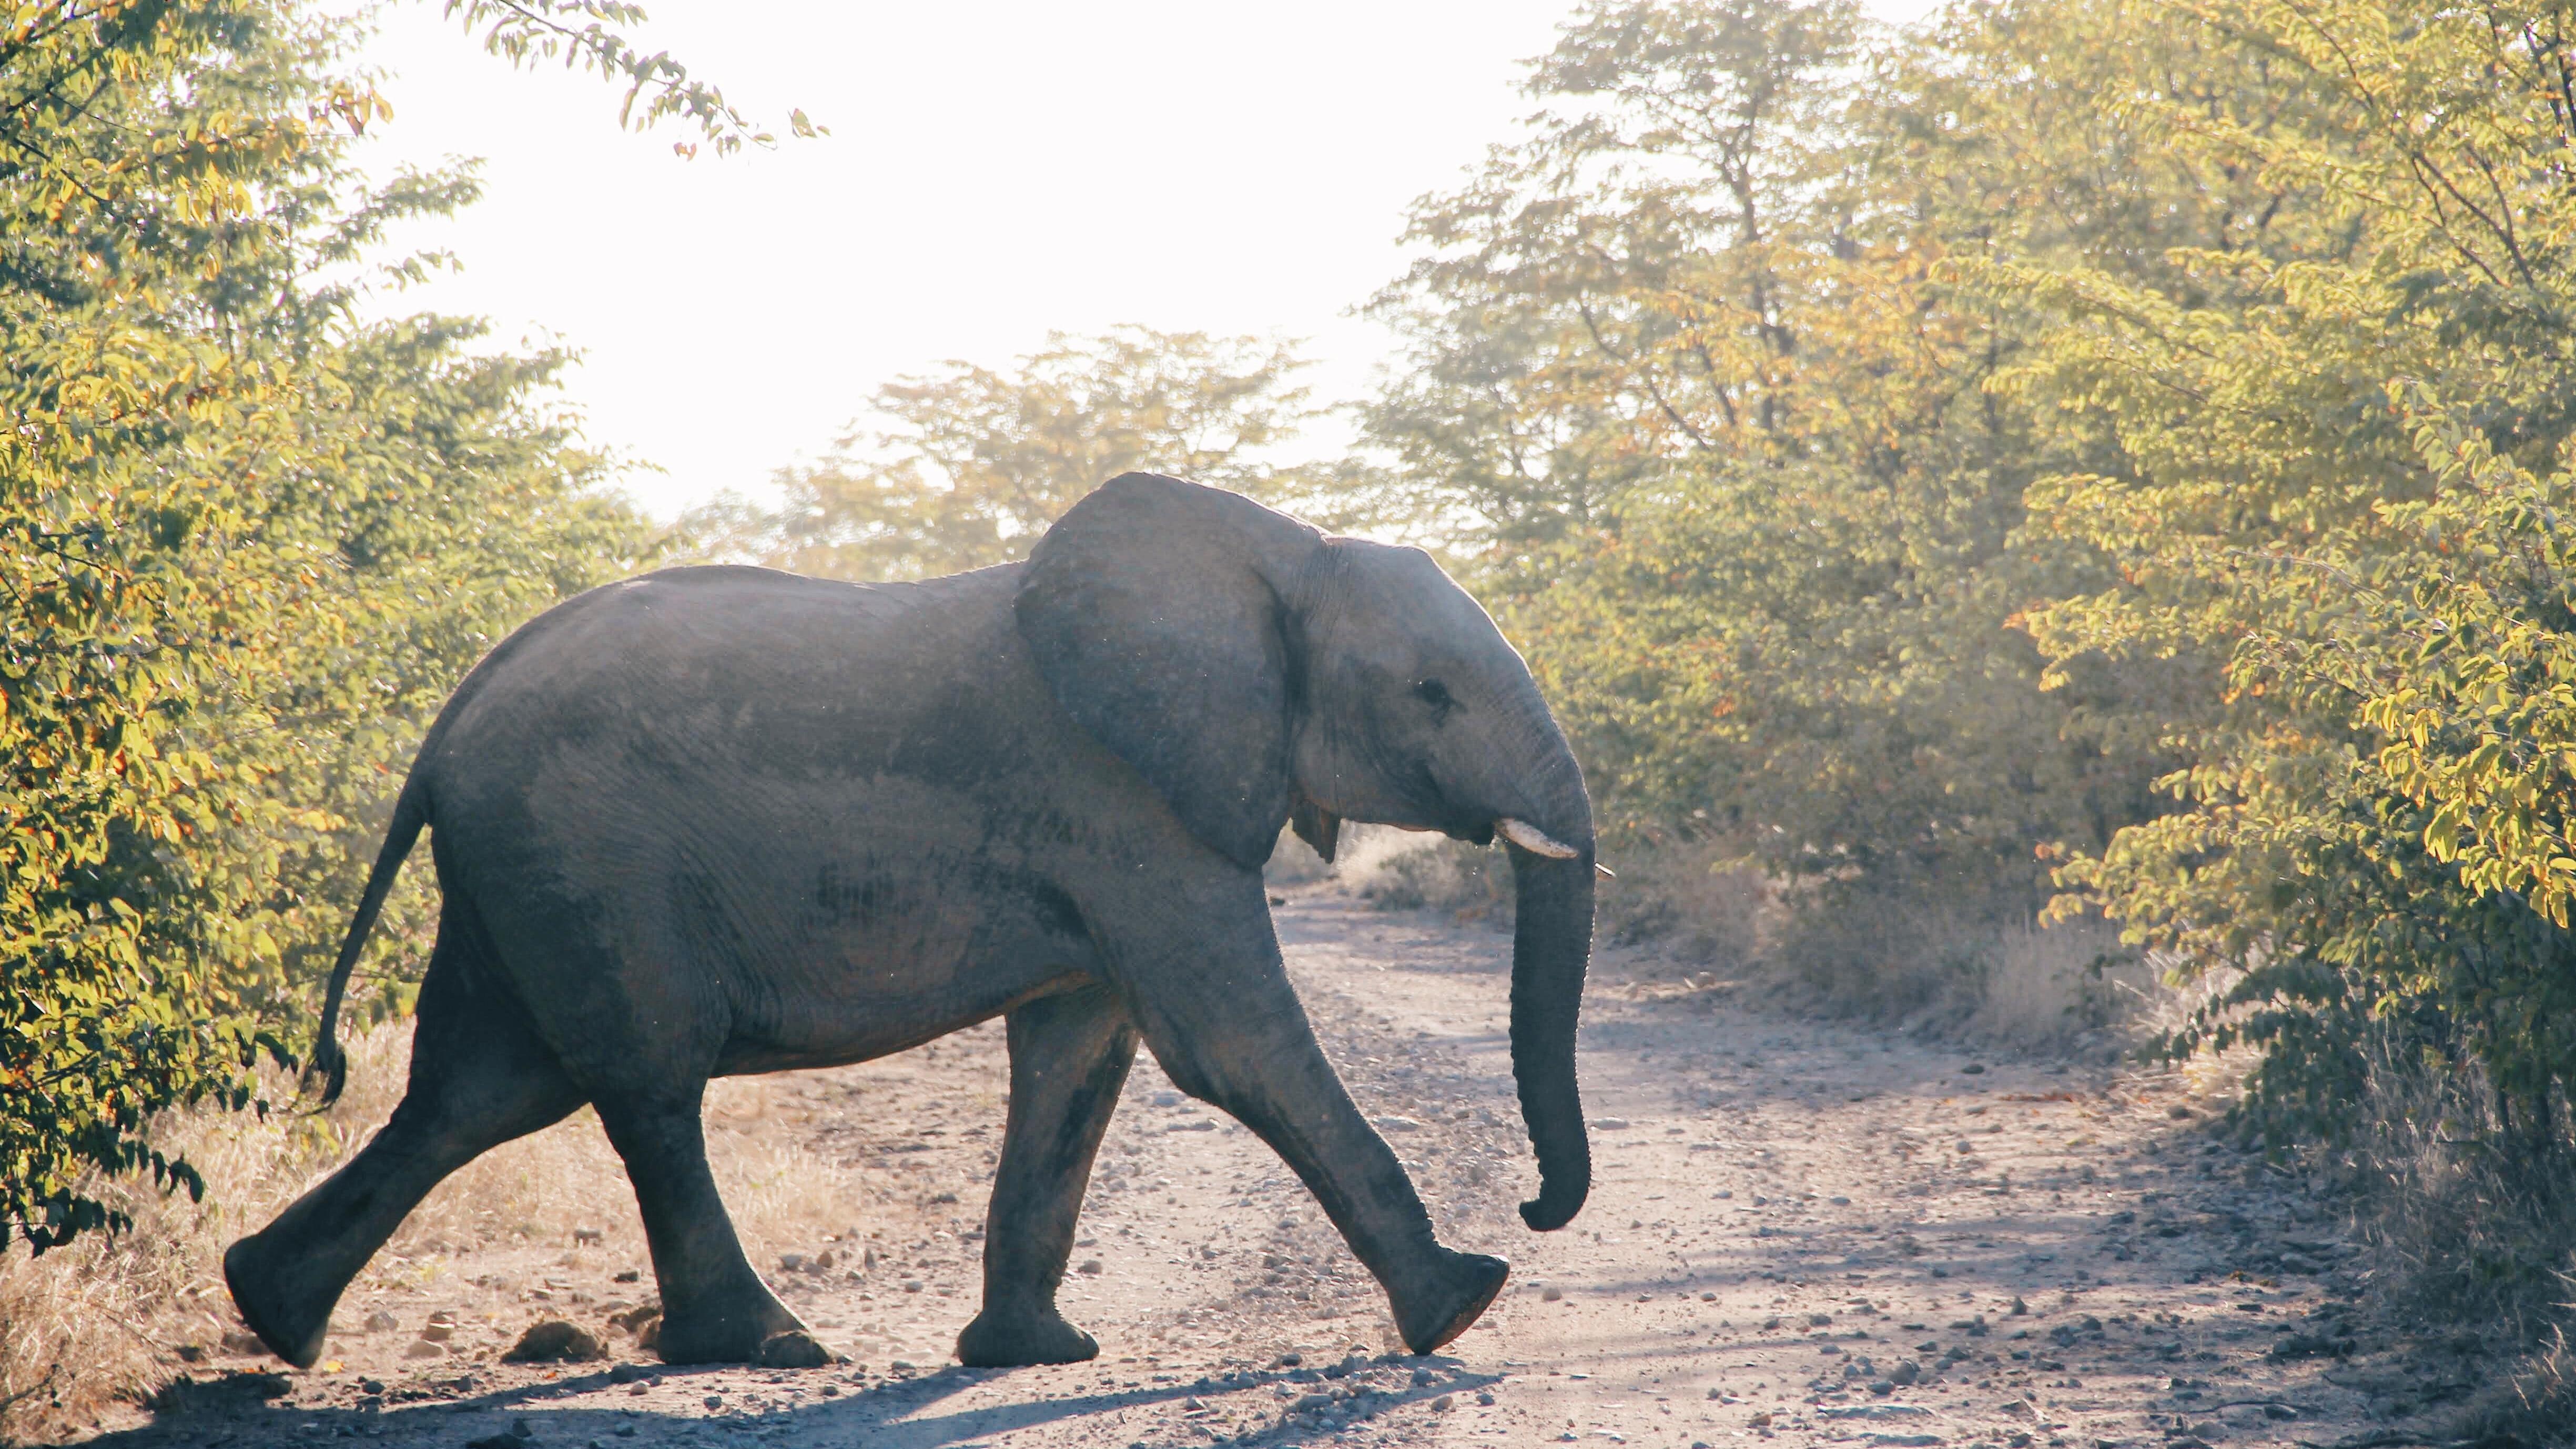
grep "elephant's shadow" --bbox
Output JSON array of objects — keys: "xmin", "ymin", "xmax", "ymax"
[{"xmin": 117, "ymin": 1358, "xmax": 1501, "ymax": 1447}]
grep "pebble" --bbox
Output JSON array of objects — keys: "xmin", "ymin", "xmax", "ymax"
[{"xmin": 502, "ymin": 1320, "xmax": 605, "ymax": 1364}]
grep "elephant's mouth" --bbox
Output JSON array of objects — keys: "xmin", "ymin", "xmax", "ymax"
[
  {"xmin": 1495, "ymin": 817, "xmax": 1576, "ymax": 858},
  {"xmin": 1346, "ymin": 816, "xmax": 1603, "ymax": 875},
  {"xmin": 1291, "ymin": 778, "xmax": 1597, "ymax": 877}
]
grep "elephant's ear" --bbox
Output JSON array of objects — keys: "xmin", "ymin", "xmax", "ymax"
[{"xmin": 1016, "ymin": 473, "xmax": 1321, "ymax": 871}]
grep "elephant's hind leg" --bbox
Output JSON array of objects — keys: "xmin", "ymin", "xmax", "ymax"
[
  {"xmin": 957, "ymin": 981, "xmax": 1138, "ymax": 1367},
  {"xmin": 593, "ymin": 1089, "xmax": 808, "ymax": 1364},
  {"xmin": 225, "ymin": 917, "xmax": 585, "ymax": 1367}
]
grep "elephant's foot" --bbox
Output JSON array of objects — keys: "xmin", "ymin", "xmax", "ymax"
[
  {"xmin": 222, "ymin": 1231, "xmax": 332, "ymax": 1369},
  {"xmin": 956, "ymin": 1305, "xmax": 1101, "ymax": 1367},
  {"xmin": 654, "ymin": 1290, "xmax": 809, "ymax": 1365},
  {"xmin": 1392, "ymin": 1251, "xmax": 1509, "ymax": 1355}
]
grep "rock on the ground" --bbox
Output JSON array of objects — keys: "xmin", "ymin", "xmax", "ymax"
[
  {"xmin": 501, "ymin": 1320, "xmax": 605, "ymax": 1363},
  {"xmin": 757, "ymin": 1330, "xmax": 832, "ymax": 1369}
]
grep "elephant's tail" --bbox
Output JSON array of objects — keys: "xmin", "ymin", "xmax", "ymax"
[{"xmin": 305, "ymin": 784, "xmax": 429, "ymax": 1109}]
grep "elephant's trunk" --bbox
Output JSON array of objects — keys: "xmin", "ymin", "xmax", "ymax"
[{"xmin": 1505, "ymin": 793, "xmax": 1595, "ymax": 1232}]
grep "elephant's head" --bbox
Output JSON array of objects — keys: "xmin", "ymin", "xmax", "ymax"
[{"xmin": 1016, "ymin": 472, "xmax": 1594, "ymax": 1231}]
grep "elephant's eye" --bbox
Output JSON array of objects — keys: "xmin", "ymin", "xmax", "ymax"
[{"xmin": 1414, "ymin": 678, "xmax": 1456, "ymax": 715}]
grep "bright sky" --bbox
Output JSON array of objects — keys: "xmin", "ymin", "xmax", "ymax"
[{"xmin": 350, "ymin": 2, "xmax": 1590, "ymax": 517}]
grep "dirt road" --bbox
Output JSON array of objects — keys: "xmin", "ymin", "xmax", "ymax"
[{"xmin": 97, "ymin": 887, "xmax": 2440, "ymax": 1448}]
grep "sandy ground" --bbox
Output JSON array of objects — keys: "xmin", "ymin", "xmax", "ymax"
[{"xmin": 83, "ymin": 886, "xmax": 2459, "ymax": 1449}]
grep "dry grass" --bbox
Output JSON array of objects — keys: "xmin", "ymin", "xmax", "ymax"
[
  {"xmin": 2335, "ymin": 1041, "xmax": 2576, "ymax": 1336},
  {"xmin": 2325, "ymin": 1041, "xmax": 2576, "ymax": 1337},
  {"xmin": 1587, "ymin": 836, "xmax": 1772, "ymax": 972},
  {"xmin": 2482, "ymin": 1324, "xmax": 2576, "ymax": 1446},
  {"xmin": 2208, "ymin": 1032, "xmax": 2576, "ymax": 1446},
  {"xmin": 1268, "ymin": 825, "xmax": 1514, "ymax": 919},
  {"xmin": 1317, "ymin": 828, "xmax": 2159, "ymax": 1059},
  {"xmin": 1753, "ymin": 879, "xmax": 2175, "ymax": 1060},
  {"xmin": 0, "ymin": 1023, "xmax": 865, "ymax": 1445},
  {"xmin": 1341, "ymin": 828, "xmax": 1513, "ymax": 922},
  {"xmin": 1955, "ymin": 914, "xmax": 2163, "ymax": 1055}
]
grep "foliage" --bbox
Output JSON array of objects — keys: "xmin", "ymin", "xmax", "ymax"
[
  {"xmin": 694, "ymin": 326, "xmax": 1388, "ymax": 582},
  {"xmin": 1988, "ymin": 0, "xmax": 2576, "ymax": 1143},
  {"xmin": 1371, "ymin": 0, "xmax": 2576, "ymax": 1165},
  {"xmin": 0, "ymin": 0, "xmax": 655, "ymax": 1252},
  {"xmin": 443, "ymin": 1, "xmax": 824, "ymax": 158},
  {"xmin": 1364, "ymin": 0, "xmax": 2174, "ymax": 923}
]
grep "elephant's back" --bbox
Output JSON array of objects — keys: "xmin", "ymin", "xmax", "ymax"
[
  {"xmin": 417, "ymin": 562, "xmax": 1046, "ymax": 809},
  {"xmin": 407, "ymin": 561, "xmax": 1108, "ymax": 1075}
]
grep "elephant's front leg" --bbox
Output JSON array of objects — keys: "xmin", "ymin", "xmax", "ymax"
[
  {"xmin": 595, "ymin": 1089, "xmax": 811, "ymax": 1364},
  {"xmin": 957, "ymin": 981, "xmax": 1138, "ymax": 1367},
  {"xmin": 1112, "ymin": 886, "xmax": 1509, "ymax": 1355}
]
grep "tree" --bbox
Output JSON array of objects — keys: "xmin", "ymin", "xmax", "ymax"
[
  {"xmin": 1367, "ymin": 0, "xmax": 1872, "ymax": 552},
  {"xmin": 696, "ymin": 327, "xmax": 1375, "ymax": 582},
  {"xmin": 1366, "ymin": 0, "xmax": 2175, "ymax": 980},
  {"xmin": 444, "ymin": 0, "xmax": 823, "ymax": 157},
  {"xmin": 0, "ymin": 0, "xmax": 657, "ymax": 1252},
  {"xmin": 1985, "ymin": 0, "xmax": 2576, "ymax": 1141},
  {"xmin": 1385, "ymin": 0, "xmax": 2576, "ymax": 1160}
]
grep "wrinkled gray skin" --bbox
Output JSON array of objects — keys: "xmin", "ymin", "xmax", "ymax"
[{"xmin": 224, "ymin": 473, "xmax": 1596, "ymax": 1371}]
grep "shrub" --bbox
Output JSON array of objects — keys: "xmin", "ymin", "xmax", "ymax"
[{"xmin": 0, "ymin": 0, "xmax": 654, "ymax": 1256}]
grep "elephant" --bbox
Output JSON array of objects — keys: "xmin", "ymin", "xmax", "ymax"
[{"xmin": 222, "ymin": 472, "xmax": 1597, "ymax": 1372}]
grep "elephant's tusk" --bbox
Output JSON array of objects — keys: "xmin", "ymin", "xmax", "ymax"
[
  {"xmin": 1595, "ymin": 862, "xmax": 1616, "ymax": 879},
  {"xmin": 1496, "ymin": 817, "xmax": 1579, "ymax": 859}
]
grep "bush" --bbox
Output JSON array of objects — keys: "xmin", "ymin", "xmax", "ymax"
[
  {"xmin": 1368, "ymin": 0, "xmax": 2576, "ymax": 1176},
  {"xmin": 1366, "ymin": 0, "xmax": 2178, "ymax": 956},
  {"xmin": 1994, "ymin": 0, "xmax": 2576, "ymax": 1159},
  {"xmin": 0, "ymin": 0, "xmax": 655, "ymax": 1257}
]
